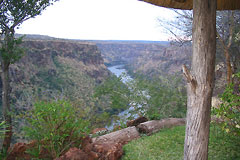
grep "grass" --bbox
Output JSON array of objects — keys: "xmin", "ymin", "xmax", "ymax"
[{"xmin": 122, "ymin": 125, "xmax": 240, "ymax": 160}]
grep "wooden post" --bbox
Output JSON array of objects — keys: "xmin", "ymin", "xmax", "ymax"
[{"xmin": 184, "ymin": 0, "xmax": 216, "ymax": 159}]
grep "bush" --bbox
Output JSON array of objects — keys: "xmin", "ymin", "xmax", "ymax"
[
  {"xmin": 23, "ymin": 100, "xmax": 89, "ymax": 158},
  {"xmin": 0, "ymin": 121, "xmax": 8, "ymax": 139},
  {"xmin": 213, "ymin": 72, "xmax": 240, "ymax": 136}
]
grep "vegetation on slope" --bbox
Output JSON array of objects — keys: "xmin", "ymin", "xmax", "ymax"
[
  {"xmin": 0, "ymin": 40, "xmax": 123, "ymax": 143},
  {"xmin": 95, "ymin": 72, "xmax": 187, "ymax": 122}
]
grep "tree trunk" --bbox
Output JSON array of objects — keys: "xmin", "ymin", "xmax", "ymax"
[
  {"xmin": 225, "ymin": 49, "xmax": 232, "ymax": 84},
  {"xmin": 137, "ymin": 118, "xmax": 185, "ymax": 135},
  {"xmin": 1, "ymin": 61, "xmax": 12, "ymax": 152},
  {"xmin": 92, "ymin": 126, "xmax": 140, "ymax": 144},
  {"xmin": 183, "ymin": 0, "xmax": 216, "ymax": 159}
]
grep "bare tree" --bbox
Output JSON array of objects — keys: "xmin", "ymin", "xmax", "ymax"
[{"xmin": 159, "ymin": 9, "xmax": 240, "ymax": 83}]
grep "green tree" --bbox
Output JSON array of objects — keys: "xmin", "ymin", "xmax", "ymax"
[{"xmin": 0, "ymin": 0, "xmax": 59, "ymax": 151}]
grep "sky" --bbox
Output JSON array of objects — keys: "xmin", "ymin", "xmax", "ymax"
[{"xmin": 16, "ymin": 0, "xmax": 177, "ymax": 41}]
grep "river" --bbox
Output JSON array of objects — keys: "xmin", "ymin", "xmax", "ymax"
[{"xmin": 106, "ymin": 65, "xmax": 138, "ymax": 130}]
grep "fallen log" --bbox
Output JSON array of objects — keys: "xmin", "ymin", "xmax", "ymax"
[
  {"xmin": 92, "ymin": 126, "xmax": 140, "ymax": 144},
  {"xmin": 137, "ymin": 118, "xmax": 186, "ymax": 135}
]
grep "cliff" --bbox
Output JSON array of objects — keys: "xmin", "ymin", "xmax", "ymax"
[
  {"xmin": 4, "ymin": 40, "xmax": 110, "ymax": 112},
  {"xmin": 96, "ymin": 41, "xmax": 192, "ymax": 76},
  {"xmin": 96, "ymin": 41, "xmax": 168, "ymax": 66}
]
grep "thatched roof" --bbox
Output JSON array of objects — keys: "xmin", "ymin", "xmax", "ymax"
[{"xmin": 140, "ymin": 0, "xmax": 240, "ymax": 10}]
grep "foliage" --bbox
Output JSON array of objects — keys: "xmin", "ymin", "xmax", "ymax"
[
  {"xmin": 0, "ymin": 36, "xmax": 25, "ymax": 64},
  {"xmin": 95, "ymin": 71, "xmax": 187, "ymax": 122},
  {"xmin": 212, "ymin": 72, "xmax": 240, "ymax": 136},
  {"xmin": 0, "ymin": 0, "xmax": 59, "ymax": 29},
  {"xmin": 0, "ymin": 121, "xmax": 8, "ymax": 139},
  {"xmin": 0, "ymin": 0, "xmax": 60, "ymax": 151},
  {"xmin": 122, "ymin": 125, "xmax": 240, "ymax": 160},
  {"xmin": 95, "ymin": 75, "xmax": 130, "ymax": 113},
  {"xmin": 142, "ymin": 75, "xmax": 187, "ymax": 120},
  {"xmin": 23, "ymin": 100, "xmax": 89, "ymax": 158}
]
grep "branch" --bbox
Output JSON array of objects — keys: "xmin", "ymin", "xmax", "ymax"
[
  {"xmin": 227, "ymin": 11, "xmax": 234, "ymax": 49},
  {"xmin": 182, "ymin": 64, "xmax": 197, "ymax": 94},
  {"xmin": 217, "ymin": 31, "xmax": 227, "ymax": 51}
]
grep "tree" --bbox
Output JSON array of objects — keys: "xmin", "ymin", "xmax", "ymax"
[
  {"xmin": 216, "ymin": 11, "xmax": 240, "ymax": 84},
  {"xmin": 159, "ymin": 9, "xmax": 240, "ymax": 84},
  {"xmin": 142, "ymin": 0, "xmax": 239, "ymax": 159},
  {"xmin": 157, "ymin": 10, "xmax": 193, "ymax": 45},
  {"xmin": 0, "ymin": 0, "xmax": 59, "ymax": 151},
  {"xmin": 182, "ymin": 1, "xmax": 216, "ymax": 159}
]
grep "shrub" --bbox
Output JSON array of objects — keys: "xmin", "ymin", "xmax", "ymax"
[
  {"xmin": 213, "ymin": 72, "xmax": 240, "ymax": 136},
  {"xmin": 0, "ymin": 121, "xmax": 8, "ymax": 139},
  {"xmin": 23, "ymin": 100, "xmax": 89, "ymax": 158}
]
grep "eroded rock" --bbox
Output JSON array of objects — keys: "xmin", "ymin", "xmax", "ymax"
[
  {"xmin": 126, "ymin": 116, "xmax": 148, "ymax": 127},
  {"xmin": 55, "ymin": 148, "xmax": 89, "ymax": 160},
  {"xmin": 92, "ymin": 142, "xmax": 123, "ymax": 160},
  {"xmin": 6, "ymin": 143, "xmax": 30, "ymax": 160}
]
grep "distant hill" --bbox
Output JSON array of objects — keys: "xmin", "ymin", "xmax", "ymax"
[{"xmin": 15, "ymin": 33, "xmax": 57, "ymax": 40}]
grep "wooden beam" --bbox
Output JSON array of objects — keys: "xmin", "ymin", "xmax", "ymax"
[{"xmin": 174, "ymin": 0, "xmax": 186, "ymax": 3}]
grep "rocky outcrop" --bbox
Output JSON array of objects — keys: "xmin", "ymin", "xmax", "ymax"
[
  {"xmin": 212, "ymin": 96, "xmax": 222, "ymax": 108},
  {"xmin": 126, "ymin": 116, "xmax": 148, "ymax": 127},
  {"xmin": 6, "ymin": 143, "xmax": 30, "ymax": 160},
  {"xmin": 96, "ymin": 41, "xmax": 168, "ymax": 66},
  {"xmin": 5, "ymin": 39, "xmax": 111, "ymax": 115},
  {"xmin": 6, "ymin": 140, "xmax": 51, "ymax": 160},
  {"xmin": 96, "ymin": 41, "xmax": 192, "ymax": 76},
  {"xmin": 56, "ymin": 148, "xmax": 89, "ymax": 160},
  {"xmin": 19, "ymin": 40, "xmax": 109, "ymax": 81}
]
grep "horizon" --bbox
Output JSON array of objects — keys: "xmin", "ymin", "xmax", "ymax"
[{"xmin": 17, "ymin": 33, "xmax": 171, "ymax": 42}]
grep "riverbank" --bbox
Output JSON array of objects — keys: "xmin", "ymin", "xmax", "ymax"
[{"xmin": 106, "ymin": 65, "xmax": 136, "ymax": 130}]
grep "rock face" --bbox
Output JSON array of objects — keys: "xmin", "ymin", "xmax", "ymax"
[
  {"xmin": 126, "ymin": 116, "xmax": 148, "ymax": 127},
  {"xmin": 55, "ymin": 148, "xmax": 89, "ymax": 160},
  {"xmin": 96, "ymin": 41, "xmax": 168, "ymax": 65},
  {"xmin": 4, "ymin": 39, "xmax": 110, "ymax": 117},
  {"xmin": 6, "ymin": 141, "xmax": 51, "ymax": 160},
  {"xmin": 6, "ymin": 143, "xmax": 30, "ymax": 160},
  {"xmin": 96, "ymin": 41, "xmax": 192, "ymax": 75},
  {"xmin": 91, "ymin": 142, "xmax": 123, "ymax": 160},
  {"xmin": 18, "ymin": 40, "xmax": 109, "ymax": 82}
]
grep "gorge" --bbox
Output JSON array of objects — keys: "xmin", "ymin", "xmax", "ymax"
[{"xmin": 0, "ymin": 35, "xmax": 193, "ymax": 142}]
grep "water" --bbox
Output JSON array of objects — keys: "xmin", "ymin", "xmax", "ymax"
[
  {"xmin": 106, "ymin": 65, "xmax": 138, "ymax": 130},
  {"xmin": 108, "ymin": 65, "xmax": 133, "ymax": 83}
]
